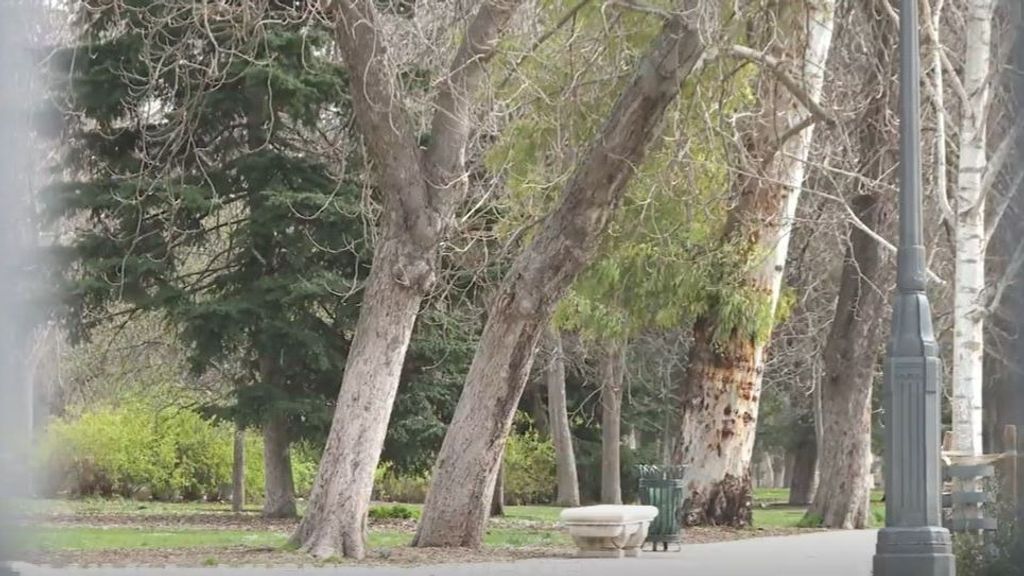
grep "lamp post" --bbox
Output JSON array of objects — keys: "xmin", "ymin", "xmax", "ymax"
[{"xmin": 872, "ymin": 0, "xmax": 956, "ymax": 574}]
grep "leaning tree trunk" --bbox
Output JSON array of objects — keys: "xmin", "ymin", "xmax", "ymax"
[
  {"xmin": 291, "ymin": 0, "xmax": 524, "ymax": 558},
  {"xmin": 952, "ymin": 0, "xmax": 994, "ymax": 457},
  {"xmin": 672, "ymin": 0, "xmax": 835, "ymax": 527},
  {"xmin": 412, "ymin": 15, "xmax": 708, "ymax": 548},
  {"xmin": 787, "ymin": 430, "xmax": 818, "ymax": 506},
  {"xmin": 807, "ymin": 193, "xmax": 889, "ymax": 528},
  {"xmin": 600, "ymin": 341, "xmax": 626, "ymax": 504},
  {"xmin": 490, "ymin": 461, "xmax": 506, "ymax": 516},
  {"xmin": 291, "ymin": 241, "xmax": 426, "ymax": 556},
  {"xmin": 546, "ymin": 329, "xmax": 580, "ymax": 506},
  {"xmin": 232, "ymin": 425, "xmax": 245, "ymax": 513},
  {"xmin": 262, "ymin": 412, "xmax": 297, "ymax": 518}
]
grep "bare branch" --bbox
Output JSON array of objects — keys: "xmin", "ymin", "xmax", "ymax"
[{"xmin": 728, "ymin": 44, "xmax": 835, "ymax": 125}]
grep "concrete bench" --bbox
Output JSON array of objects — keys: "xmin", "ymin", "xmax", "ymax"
[{"xmin": 559, "ymin": 505, "xmax": 659, "ymax": 558}]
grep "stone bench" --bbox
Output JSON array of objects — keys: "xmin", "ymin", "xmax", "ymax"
[{"xmin": 559, "ymin": 505, "xmax": 659, "ymax": 558}]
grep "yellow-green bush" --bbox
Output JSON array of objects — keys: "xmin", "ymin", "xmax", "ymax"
[
  {"xmin": 503, "ymin": 427, "xmax": 556, "ymax": 505},
  {"xmin": 38, "ymin": 404, "xmax": 317, "ymax": 502}
]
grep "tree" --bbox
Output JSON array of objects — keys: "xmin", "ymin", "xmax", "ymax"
[
  {"xmin": 673, "ymin": 0, "xmax": 836, "ymax": 526},
  {"xmin": 413, "ymin": 4, "xmax": 713, "ymax": 547},
  {"xmin": 951, "ymin": 0, "xmax": 996, "ymax": 457},
  {"xmin": 291, "ymin": 0, "xmax": 525, "ymax": 558},
  {"xmin": 45, "ymin": 0, "xmax": 361, "ymax": 518},
  {"xmin": 544, "ymin": 328, "xmax": 580, "ymax": 506},
  {"xmin": 805, "ymin": 0, "xmax": 895, "ymax": 529}
]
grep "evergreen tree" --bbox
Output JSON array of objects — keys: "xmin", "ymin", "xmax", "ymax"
[{"xmin": 43, "ymin": 0, "xmax": 363, "ymax": 516}]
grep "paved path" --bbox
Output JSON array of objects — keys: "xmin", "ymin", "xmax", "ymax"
[{"xmin": 12, "ymin": 530, "xmax": 878, "ymax": 576}]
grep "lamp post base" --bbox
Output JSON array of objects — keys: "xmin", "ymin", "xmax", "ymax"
[{"xmin": 873, "ymin": 527, "xmax": 955, "ymax": 576}]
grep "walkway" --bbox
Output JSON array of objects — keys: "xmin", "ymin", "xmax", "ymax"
[{"xmin": 13, "ymin": 530, "xmax": 878, "ymax": 576}]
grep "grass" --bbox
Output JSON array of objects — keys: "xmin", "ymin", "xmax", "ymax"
[
  {"xmin": 28, "ymin": 488, "xmax": 885, "ymax": 554},
  {"xmin": 30, "ymin": 527, "xmax": 289, "ymax": 551}
]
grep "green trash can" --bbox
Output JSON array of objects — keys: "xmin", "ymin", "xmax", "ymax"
[{"xmin": 636, "ymin": 464, "xmax": 686, "ymax": 551}]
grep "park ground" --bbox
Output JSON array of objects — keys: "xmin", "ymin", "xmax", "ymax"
[{"xmin": 13, "ymin": 489, "xmax": 885, "ymax": 567}]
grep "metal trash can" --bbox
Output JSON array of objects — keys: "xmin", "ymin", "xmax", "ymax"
[{"xmin": 636, "ymin": 464, "xmax": 686, "ymax": 551}]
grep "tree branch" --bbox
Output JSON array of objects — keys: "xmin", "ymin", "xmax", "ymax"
[
  {"xmin": 329, "ymin": 0, "xmax": 425, "ymax": 218},
  {"xmin": 728, "ymin": 44, "xmax": 835, "ymax": 125},
  {"xmin": 423, "ymin": 0, "xmax": 526, "ymax": 212},
  {"xmin": 980, "ymin": 116, "xmax": 1024, "ymax": 201},
  {"xmin": 983, "ymin": 241, "xmax": 1024, "ymax": 319}
]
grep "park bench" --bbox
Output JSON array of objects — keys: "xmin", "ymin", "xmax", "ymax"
[{"xmin": 559, "ymin": 505, "xmax": 659, "ymax": 558}]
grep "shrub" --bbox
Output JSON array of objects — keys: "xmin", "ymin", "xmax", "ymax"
[
  {"xmin": 503, "ymin": 426, "xmax": 556, "ymax": 505},
  {"xmin": 38, "ymin": 404, "xmax": 319, "ymax": 502},
  {"xmin": 375, "ymin": 470, "xmax": 430, "ymax": 503},
  {"xmin": 368, "ymin": 504, "xmax": 420, "ymax": 520}
]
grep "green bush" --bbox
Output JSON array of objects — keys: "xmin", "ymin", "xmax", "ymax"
[
  {"xmin": 375, "ymin": 469, "xmax": 431, "ymax": 503},
  {"xmin": 368, "ymin": 504, "xmax": 420, "ymax": 520},
  {"xmin": 503, "ymin": 426, "xmax": 556, "ymax": 505},
  {"xmin": 38, "ymin": 404, "xmax": 318, "ymax": 502}
]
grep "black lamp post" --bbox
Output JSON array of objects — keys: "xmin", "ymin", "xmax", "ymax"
[{"xmin": 872, "ymin": 0, "xmax": 956, "ymax": 574}]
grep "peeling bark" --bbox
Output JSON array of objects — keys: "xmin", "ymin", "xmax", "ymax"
[
  {"xmin": 672, "ymin": 0, "xmax": 835, "ymax": 527},
  {"xmin": 413, "ymin": 12, "xmax": 709, "ymax": 548}
]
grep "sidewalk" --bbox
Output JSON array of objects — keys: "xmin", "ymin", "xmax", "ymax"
[{"xmin": 13, "ymin": 530, "xmax": 878, "ymax": 576}]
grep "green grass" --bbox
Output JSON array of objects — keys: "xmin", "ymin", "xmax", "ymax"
[{"xmin": 30, "ymin": 527, "xmax": 289, "ymax": 551}]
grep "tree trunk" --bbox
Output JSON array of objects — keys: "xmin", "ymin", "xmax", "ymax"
[
  {"xmin": 772, "ymin": 455, "xmax": 787, "ymax": 489},
  {"xmin": 291, "ymin": 0, "xmax": 523, "ymax": 558},
  {"xmin": 546, "ymin": 329, "xmax": 580, "ymax": 506},
  {"xmin": 262, "ymin": 413, "xmax": 297, "ymax": 518},
  {"xmin": 413, "ymin": 16, "xmax": 708, "ymax": 548},
  {"xmin": 490, "ymin": 462, "xmax": 505, "ymax": 516},
  {"xmin": 673, "ymin": 320, "xmax": 761, "ymax": 526},
  {"xmin": 291, "ymin": 243, "xmax": 426, "ymax": 556},
  {"xmin": 232, "ymin": 425, "xmax": 245, "ymax": 513},
  {"xmin": 600, "ymin": 341, "xmax": 626, "ymax": 505},
  {"xmin": 788, "ymin": 431, "xmax": 818, "ymax": 506},
  {"xmin": 952, "ymin": 0, "xmax": 994, "ymax": 457},
  {"xmin": 807, "ymin": 193, "xmax": 889, "ymax": 528},
  {"xmin": 529, "ymin": 377, "xmax": 550, "ymax": 438},
  {"xmin": 671, "ymin": 0, "xmax": 835, "ymax": 527}
]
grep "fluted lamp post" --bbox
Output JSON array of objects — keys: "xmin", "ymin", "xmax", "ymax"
[{"xmin": 872, "ymin": 0, "xmax": 956, "ymax": 574}]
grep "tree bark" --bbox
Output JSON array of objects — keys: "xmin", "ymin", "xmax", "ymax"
[
  {"xmin": 490, "ymin": 461, "xmax": 505, "ymax": 516},
  {"xmin": 529, "ymin": 377, "xmax": 550, "ymax": 438},
  {"xmin": 772, "ymin": 455, "xmax": 787, "ymax": 489},
  {"xmin": 807, "ymin": 193, "xmax": 889, "ymax": 528},
  {"xmin": 546, "ymin": 329, "xmax": 580, "ymax": 506},
  {"xmin": 807, "ymin": 0, "xmax": 894, "ymax": 529},
  {"xmin": 787, "ymin": 431, "xmax": 818, "ymax": 506},
  {"xmin": 232, "ymin": 425, "xmax": 245, "ymax": 513},
  {"xmin": 952, "ymin": 0, "xmax": 994, "ymax": 457},
  {"xmin": 672, "ymin": 0, "xmax": 835, "ymax": 527},
  {"xmin": 600, "ymin": 341, "xmax": 626, "ymax": 505},
  {"xmin": 291, "ymin": 0, "xmax": 524, "ymax": 558},
  {"xmin": 262, "ymin": 412, "xmax": 297, "ymax": 518},
  {"xmin": 413, "ymin": 13, "xmax": 708, "ymax": 548}
]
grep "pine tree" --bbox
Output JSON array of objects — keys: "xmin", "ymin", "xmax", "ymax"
[{"xmin": 44, "ymin": 0, "xmax": 363, "ymax": 516}]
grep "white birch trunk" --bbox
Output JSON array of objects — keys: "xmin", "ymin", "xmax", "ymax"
[{"xmin": 952, "ymin": 0, "xmax": 994, "ymax": 457}]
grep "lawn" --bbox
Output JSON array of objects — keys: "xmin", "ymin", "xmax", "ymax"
[{"xmin": 24, "ymin": 489, "xmax": 880, "ymax": 559}]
